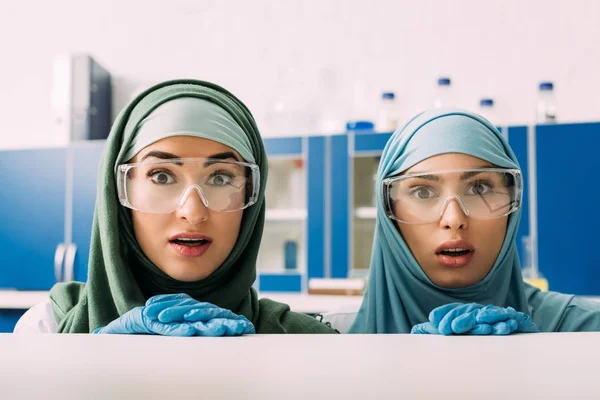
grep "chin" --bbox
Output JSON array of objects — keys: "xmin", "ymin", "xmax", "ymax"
[
  {"xmin": 431, "ymin": 274, "xmax": 480, "ymax": 289},
  {"xmin": 165, "ymin": 266, "xmax": 213, "ymax": 282}
]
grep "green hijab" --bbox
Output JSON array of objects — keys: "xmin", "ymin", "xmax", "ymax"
[{"xmin": 50, "ymin": 79, "xmax": 335, "ymax": 334}]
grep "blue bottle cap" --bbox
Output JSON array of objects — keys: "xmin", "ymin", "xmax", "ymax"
[
  {"xmin": 437, "ymin": 77, "xmax": 451, "ymax": 86},
  {"xmin": 346, "ymin": 121, "xmax": 375, "ymax": 131},
  {"xmin": 382, "ymin": 92, "xmax": 395, "ymax": 100},
  {"xmin": 539, "ymin": 82, "xmax": 554, "ymax": 91},
  {"xmin": 479, "ymin": 98, "xmax": 494, "ymax": 107}
]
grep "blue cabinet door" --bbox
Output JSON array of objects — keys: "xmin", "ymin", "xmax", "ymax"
[
  {"xmin": 0, "ymin": 148, "xmax": 66, "ymax": 289},
  {"xmin": 507, "ymin": 126, "xmax": 530, "ymax": 262},
  {"xmin": 71, "ymin": 141, "xmax": 105, "ymax": 282},
  {"xmin": 536, "ymin": 123, "xmax": 600, "ymax": 295},
  {"xmin": 0, "ymin": 309, "xmax": 26, "ymax": 333}
]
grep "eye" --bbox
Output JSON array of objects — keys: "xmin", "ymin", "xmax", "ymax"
[
  {"xmin": 468, "ymin": 180, "xmax": 493, "ymax": 195},
  {"xmin": 409, "ymin": 186, "xmax": 437, "ymax": 200},
  {"xmin": 207, "ymin": 172, "xmax": 234, "ymax": 186},
  {"xmin": 148, "ymin": 170, "xmax": 176, "ymax": 185}
]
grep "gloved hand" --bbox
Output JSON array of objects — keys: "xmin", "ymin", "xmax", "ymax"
[
  {"xmin": 476, "ymin": 305, "xmax": 539, "ymax": 334},
  {"xmin": 145, "ymin": 293, "xmax": 255, "ymax": 336},
  {"xmin": 411, "ymin": 303, "xmax": 486, "ymax": 335},
  {"xmin": 94, "ymin": 293, "xmax": 255, "ymax": 336},
  {"xmin": 93, "ymin": 305, "xmax": 196, "ymax": 336},
  {"xmin": 411, "ymin": 303, "xmax": 539, "ymax": 335}
]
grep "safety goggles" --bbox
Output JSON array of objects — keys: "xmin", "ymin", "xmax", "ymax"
[
  {"xmin": 382, "ymin": 168, "xmax": 522, "ymax": 224},
  {"xmin": 117, "ymin": 158, "xmax": 260, "ymax": 214}
]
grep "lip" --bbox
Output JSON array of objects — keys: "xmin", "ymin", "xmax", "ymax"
[
  {"xmin": 435, "ymin": 240, "xmax": 475, "ymax": 268},
  {"xmin": 170, "ymin": 241, "xmax": 211, "ymax": 257},
  {"xmin": 169, "ymin": 232, "xmax": 213, "ymax": 258},
  {"xmin": 169, "ymin": 232, "xmax": 213, "ymax": 241},
  {"xmin": 435, "ymin": 240, "xmax": 475, "ymax": 254}
]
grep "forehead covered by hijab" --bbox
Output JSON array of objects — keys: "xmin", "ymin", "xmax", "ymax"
[
  {"xmin": 383, "ymin": 109, "xmax": 519, "ymax": 178},
  {"xmin": 122, "ymin": 97, "xmax": 255, "ymax": 164}
]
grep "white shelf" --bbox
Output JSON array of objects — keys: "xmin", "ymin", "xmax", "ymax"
[
  {"xmin": 354, "ymin": 207, "xmax": 377, "ymax": 219},
  {"xmin": 265, "ymin": 208, "xmax": 307, "ymax": 221},
  {"xmin": 0, "ymin": 290, "xmax": 49, "ymax": 309},
  {"xmin": 258, "ymin": 292, "xmax": 364, "ymax": 314}
]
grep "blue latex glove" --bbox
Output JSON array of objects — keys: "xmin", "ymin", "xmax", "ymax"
[
  {"xmin": 477, "ymin": 305, "xmax": 539, "ymax": 333},
  {"xmin": 183, "ymin": 306, "xmax": 255, "ymax": 336},
  {"xmin": 411, "ymin": 303, "xmax": 485, "ymax": 335},
  {"xmin": 411, "ymin": 303, "xmax": 539, "ymax": 335},
  {"xmin": 93, "ymin": 306, "xmax": 196, "ymax": 336},
  {"xmin": 143, "ymin": 293, "xmax": 247, "ymax": 324},
  {"xmin": 146, "ymin": 293, "xmax": 255, "ymax": 336},
  {"xmin": 432, "ymin": 303, "xmax": 484, "ymax": 335},
  {"xmin": 94, "ymin": 293, "xmax": 255, "ymax": 336},
  {"xmin": 410, "ymin": 322, "xmax": 440, "ymax": 334}
]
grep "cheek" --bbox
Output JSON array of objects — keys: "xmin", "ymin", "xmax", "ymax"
[
  {"xmin": 478, "ymin": 219, "xmax": 508, "ymax": 251},
  {"xmin": 395, "ymin": 222, "xmax": 430, "ymax": 256},
  {"xmin": 131, "ymin": 211, "xmax": 169, "ymax": 248},
  {"xmin": 213, "ymin": 211, "xmax": 244, "ymax": 246}
]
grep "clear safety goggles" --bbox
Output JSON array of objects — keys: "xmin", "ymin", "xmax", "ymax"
[
  {"xmin": 382, "ymin": 168, "xmax": 522, "ymax": 224},
  {"xmin": 117, "ymin": 158, "xmax": 260, "ymax": 214}
]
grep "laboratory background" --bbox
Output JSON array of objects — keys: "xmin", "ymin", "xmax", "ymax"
[
  {"xmin": 1, "ymin": 0, "xmax": 599, "ymax": 330},
  {"xmin": 2, "ymin": 0, "xmax": 600, "ymax": 397}
]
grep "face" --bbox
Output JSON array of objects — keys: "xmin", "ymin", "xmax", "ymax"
[
  {"xmin": 128, "ymin": 136, "xmax": 245, "ymax": 282},
  {"xmin": 394, "ymin": 153, "xmax": 508, "ymax": 288}
]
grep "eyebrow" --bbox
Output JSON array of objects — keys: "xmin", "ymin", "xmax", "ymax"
[
  {"xmin": 460, "ymin": 170, "xmax": 485, "ymax": 180},
  {"xmin": 406, "ymin": 167, "xmax": 491, "ymax": 182},
  {"xmin": 140, "ymin": 151, "xmax": 241, "ymax": 166},
  {"xmin": 203, "ymin": 152, "xmax": 240, "ymax": 167},
  {"xmin": 411, "ymin": 174, "xmax": 441, "ymax": 182},
  {"xmin": 141, "ymin": 151, "xmax": 183, "ymax": 166}
]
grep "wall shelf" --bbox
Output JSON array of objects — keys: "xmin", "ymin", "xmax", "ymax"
[{"xmin": 265, "ymin": 208, "xmax": 307, "ymax": 221}]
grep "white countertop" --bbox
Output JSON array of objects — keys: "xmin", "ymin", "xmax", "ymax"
[
  {"xmin": 2, "ymin": 332, "xmax": 600, "ymax": 399},
  {"xmin": 0, "ymin": 290, "xmax": 364, "ymax": 313}
]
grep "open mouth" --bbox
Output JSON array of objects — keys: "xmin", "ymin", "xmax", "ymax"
[
  {"xmin": 435, "ymin": 240, "xmax": 475, "ymax": 268},
  {"xmin": 169, "ymin": 234, "xmax": 213, "ymax": 258},
  {"xmin": 438, "ymin": 248, "xmax": 472, "ymax": 257},
  {"xmin": 170, "ymin": 238, "xmax": 210, "ymax": 247}
]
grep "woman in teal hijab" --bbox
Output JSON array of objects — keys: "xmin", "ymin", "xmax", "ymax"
[{"xmin": 349, "ymin": 108, "xmax": 600, "ymax": 334}]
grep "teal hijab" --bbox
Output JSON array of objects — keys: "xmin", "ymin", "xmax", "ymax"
[{"xmin": 350, "ymin": 108, "xmax": 573, "ymax": 333}]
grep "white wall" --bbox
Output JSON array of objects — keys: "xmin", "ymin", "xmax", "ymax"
[{"xmin": 1, "ymin": 0, "xmax": 599, "ymax": 148}]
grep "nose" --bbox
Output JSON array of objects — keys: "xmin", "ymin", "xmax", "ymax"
[
  {"xmin": 176, "ymin": 186, "xmax": 209, "ymax": 225},
  {"xmin": 439, "ymin": 197, "xmax": 468, "ymax": 231}
]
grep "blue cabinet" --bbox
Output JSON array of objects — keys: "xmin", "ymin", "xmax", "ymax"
[
  {"xmin": 328, "ymin": 132, "xmax": 393, "ymax": 278},
  {"xmin": 506, "ymin": 126, "xmax": 530, "ymax": 262},
  {"xmin": 71, "ymin": 142, "xmax": 105, "ymax": 282},
  {"xmin": 536, "ymin": 123, "xmax": 600, "ymax": 294},
  {"xmin": 0, "ymin": 143, "xmax": 103, "ymax": 290},
  {"xmin": 0, "ymin": 148, "xmax": 67, "ymax": 289},
  {"xmin": 257, "ymin": 136, "xmax": 328, "ymax": 292},
  {"xmin": 0, "ymin": 309, "xmax": 25, "ymax": 333}
]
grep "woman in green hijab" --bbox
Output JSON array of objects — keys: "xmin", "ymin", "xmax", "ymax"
[
  {"xmin": 14, "ymin": 79, "xmax": 336, "ymax": 335},
  {"xmin": 339, "ymin": 108, "xmax": 600, "ymax": 334}
]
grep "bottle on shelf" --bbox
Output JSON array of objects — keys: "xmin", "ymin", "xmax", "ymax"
[
  {"xmin": 521, "ymin": 235, "xmax": 549, "ymax": 292},
  {"xmin": 433, "ymin": 77, "xmax": 454, "ymax": 108},
  {"xmin": 478, "ymin": 98, "xmax": 496, "ymax": 124},
  {"xmin": 288, "ymin": 159, "xmax": 305, "ymax": 210},
  {"xmin": 536, "ymin": 81, "xmax": 557, "ymax": 124},
  {"xmin": 376, "ymin": 92, "xmax": 398, "ymax": 133}
]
